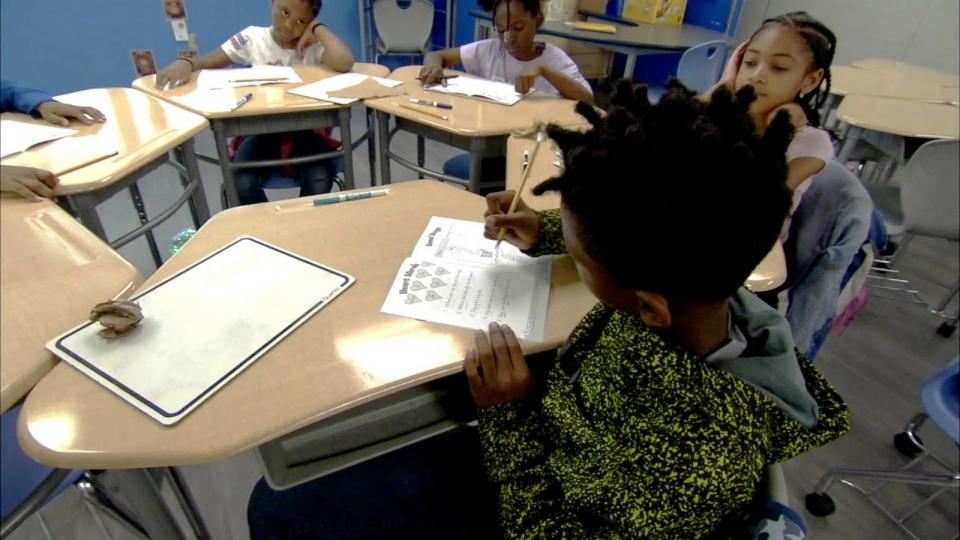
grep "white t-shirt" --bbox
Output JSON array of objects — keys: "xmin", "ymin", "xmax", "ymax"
[
  {"xmin": 221, "ymin": 26, "xmax": 324, "ymax": 66},
  {"xmin": 781, "ymin": 125, "xmax": 835, "ymax": 240},
  {"xmin": 459, "ymin": 39, "xmax": 590, "ymax": 97}
]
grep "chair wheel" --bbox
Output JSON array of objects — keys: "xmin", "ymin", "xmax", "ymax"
[
  {"xmin": 894, "ymin": 431, "xmax": 924, "ymax": 458},
  {"xmin": 805, "ymin": 492, "xmax": 836, "ymax": 517},
  {"xmin": 936, "ymin": 321, "xmax": 957, "ymax": 337}
]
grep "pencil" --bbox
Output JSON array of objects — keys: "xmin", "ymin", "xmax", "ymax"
[
  {"xmin": 495, "ymin": 132, "xmax": 544, "ymax": 249},
  {"xmin": 399, "ymin": 102, "xmax": 449, "ymax": 121},
  {"xmin": 54, "ymin": 151, "xmax": 118, "ymax": 176},
  {"xmin": 228, "ymin": 76, "xmax": 290, "ymax": 83}
]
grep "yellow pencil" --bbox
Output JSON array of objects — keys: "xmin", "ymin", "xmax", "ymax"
[
  {"xmin": 495, "ymin": 131, "xmax": 545, "ymax": 249},
  {"xmin": 398, "ymin": 102, "xmax": 449, "ymax": 121},
  {"xmin": 54, "ymin": 151, "xmax": 118, "ymax": 176}
]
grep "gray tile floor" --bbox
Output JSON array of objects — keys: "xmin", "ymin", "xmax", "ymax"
[{"xmin": 7, "ymin": 109, "xmax": 959, "ymax": 539}]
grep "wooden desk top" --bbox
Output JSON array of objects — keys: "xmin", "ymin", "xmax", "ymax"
[
  {"xmin": 132, "ymin": 63, "xmax": 390, "ymax": 119},
  {"xmin": 850, "ymin": 58, "xmax": 960, "ymax": 88},
  {"xmin": 0, "ymin": 88, "xmax": 207, "ymax": 196},
  {"xmin": 836, "ymin": 94, "xmax": 960, "ymax": 140},
  {"xmin": 17, "ymin": 181, "xmax": 596, "ymax": 468},
  {"xmin": 364, "ymin": 66, "xmax": 588, "ymax": 136},
  {"xmin": 830, "ymin": 65, "xmax": 959, "ymax": 104},
  {"xmin": 0, "ymin": 196, "xmax": 142, "ymax": 414},
  {"xmin": 504, "ymin": 135, "xmax": 787, "ymax": 292},
  {"xmin": 472, "ymin": 9, "xmax": 729, "ymax": 52}
]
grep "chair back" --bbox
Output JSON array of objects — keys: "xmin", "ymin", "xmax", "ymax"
[
  {"xmin": 676, "ymin": 40, "xmax": 727, "ymax": 94},
  {"xmin": 897, "ymin": 139, "xmax": 960, "ymax": 240},
  {"xmin": 373, "ymin": 0, "xmax": 435, "ymax": 55}
]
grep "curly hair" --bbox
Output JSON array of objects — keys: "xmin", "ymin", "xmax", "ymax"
[
  {"xmin": 533, "ymin": 80, "xmax": 795, "ymax": 302},
  {"xmin": 754, "ymin": 11, "xmax": 837, "ymax": 126}
]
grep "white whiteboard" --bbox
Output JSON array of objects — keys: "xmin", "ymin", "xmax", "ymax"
[{"xmin": 46, "ymin": 236, "xmax": 355, "ymax": 425}]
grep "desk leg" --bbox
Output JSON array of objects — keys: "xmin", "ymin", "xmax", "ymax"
[
  {"xmin": 417, "ymin": 136, "xmax": 425, "ymax": 179},
  {"xmin": 468, "ymin": 138, "xmax": 484, "ymax": 194},
  {"xmin": 837, "ymin": 125, "xmax": 864, "ymax": 164},
  {"xmin": 178, "ymin": 139, "xmax": 211, "ymax": 227},
  {"xmin": 623, "ymin": 53, "xmax": 637, "ymax": 79},
  {"xmin": 338, "ymin": 108, "xmax": 356, "ymax": 191},
  {"xmin": 366, "ymin": 108, "xmax": 377, "ymax": 185},
  {"xmin": 110, "ymin": 469, "xmax": 187, "ymax": 540},
  {"xmin": 128, "ymin": 183, "xmax": 164, "ymax": 267},
  {"xmin": 376, "ymin": 110, "xmax": 392, "ymax": 185},
  {"xmin": 211, "ymin": 122, "xmax": 240, "ymax": 209}
]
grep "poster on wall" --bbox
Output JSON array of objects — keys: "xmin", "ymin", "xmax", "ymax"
[
  {"xmin": 131, "ymin": 50, "xmax": 158, "ymax": 77},
  {"xmin": 164, "ymin": 0, "xmax": 187, "ymax": 20}
]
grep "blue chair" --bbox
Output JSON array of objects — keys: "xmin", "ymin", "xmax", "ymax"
[
  {"xmin": 1, "ymin": 405, "xmax": 146, "ymax": 538},
  {"xmin": 804, "ymin": 359, "xmax": 960, "ymax": 536},
  {"xmin": 647, "ymin": 40, "xmax": 728, "ymax": 102}
]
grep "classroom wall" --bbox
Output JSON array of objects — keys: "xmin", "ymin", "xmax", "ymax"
[
  {"xmin": 735, "ymin": 0, "xmax": 960, "ymax": 75},
  {"xmin": 0, "ymin": 0, "xmax": 363, "ymax": 96}
]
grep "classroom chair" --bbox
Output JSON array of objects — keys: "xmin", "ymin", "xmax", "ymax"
[
  {"xmin": 372, "ymin": 0, "xmax": 435, "ymax": 65},
  {"xmin": 865, "ymin": 139, "xmax": 960, "ymax": 337},
  {"xmin": 780, "ymin": 161, "xmax": 874, "ymax": 359},
  {"xmin": 805, "ymin": 359, "xmax": 960, "ymax": 539},
  {"xmin": 646, "ymin": 40, "xmax": 728, "ymax": 103},
  {"xmin": 1, "ymin": 405, "xmax": 146, "ymax": 539}
]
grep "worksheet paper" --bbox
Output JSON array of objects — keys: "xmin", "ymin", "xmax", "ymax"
[
  {"xmin": 381, "ymin": 217, "xmax": 552, "ymax": 341},
  {"xmin": 425, "ymin": 76, "xmax": 525, "ymax": 106},
  {"xmin": 288, "ymin": 73, "xmax": 403, "ymax": 104},
  {"xmin": 46, "ymin": 237, "xmax": 354, "ymax": 425},
  {"xmin": 0, "ymin": 120, "xmax": 76, "ymax": 158},
  {"xmin": 196, "ymin": 65, "xmax": 301, "ymax": 89}
]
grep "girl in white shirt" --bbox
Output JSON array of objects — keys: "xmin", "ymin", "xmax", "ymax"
[
  {"xmin": 419, "ymin": 0, "xmax": 593, "ymax": 103},
  {"xmin": 154, "ymin": 0, "xmax": 354, "ymax": 205}
]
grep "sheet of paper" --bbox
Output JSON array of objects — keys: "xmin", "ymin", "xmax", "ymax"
[
  {"xmin": 46, "ymin": 236, "xmax": 354, "ymax": 425},
  {"xmin": 382, "ymin": 217, "xmax": 552, "ymax": 341},
  {"xmin": 426, "ymin": 76, "xmax": 525, "ymax": 106},
  {"xmin": 0, "ymin": 120, "xmax": 77, "ymax": 158},
  {"xmin": 196, "ymin": 65, "xmax": 301, "ymax": 90},
  {"xmin": 288, "ymin": 73, "xmax": 404, "ymax": 104}
]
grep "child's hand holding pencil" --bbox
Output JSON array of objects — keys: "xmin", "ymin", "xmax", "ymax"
[{"xmin": 483, "ymin": 191, "xmax": 540, "ymax": 251}]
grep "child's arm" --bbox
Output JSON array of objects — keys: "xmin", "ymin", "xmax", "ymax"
[
  {"xmin": 155, "ymin": 49, "xmax": 232, "ymax": 89},
  {"xmin": 516, "ymin": 63, "xmax": 594, "ymax": 103},
  {"xmin": 770, "ymin": 105, "xmax": 831, "ymax": 190},
  {"xmin": 297, "ymin": 22, "xmax": 354, "ymax": 72},
  {"xmin": 419, "ymin": 48, "xmax": 463, "ymax": 86},
  {"xmin": 700, "ymin": 40, "xmax": 747, "ymax": 102}
]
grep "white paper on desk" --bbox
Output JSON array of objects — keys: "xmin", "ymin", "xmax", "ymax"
[
  {"xmin": 381, "ymin": 217, "xmax": 552, "ymax": 341},
  {"xmin": 287, "ymin": 73, "xmax": 403, "ymax": 104},
  {"xmin": 0, "ymin": 120, "xmax": 77, "ymax": 158},
  {"xmin": 426, "ymin": 76, "xmax": 525, "ymax": 106},
  {"xmin": 46, "ymin": 236, "xmax": 355, "ymax": 426},
  {"xmin": 196, "ymin": 65, "xmax": 301, "ymax": 89}
]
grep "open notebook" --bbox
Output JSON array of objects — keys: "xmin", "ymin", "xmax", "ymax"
[
  {"xmin": 425, "ymin": 76, "xmax": 526, "ymax": 106},
  {"xmin": 46, "ymin": 237, "xmax": 354, "ymax": 425},
  {"xmin": 288, "ymin": 73, "xmax": 403, "ymax": 105},
  {"xmin": 381, "ymin": 217, "xmax": 551, "ymax": 341},
  {"xmin": 0, "ymin": 120, "xmax": 76, "ymax": 159}
]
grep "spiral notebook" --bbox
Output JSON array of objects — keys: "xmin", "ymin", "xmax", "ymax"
[{"xmin": 46, "ymin": 236, "xmax": 354, "ymax": 425}]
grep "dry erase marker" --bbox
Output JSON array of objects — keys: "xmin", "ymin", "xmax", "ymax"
[
  {"xmin": 313, "ymin": 189, "xmax": 390, "ymax": 206},
  {"xmin": 231, "ymin": 93, "xmax": 254, "ymax": 111},
  {"xmin": 398, "ymin": 102, "xmax": 449, "ymax": 121},
  {"xmin": 409, "ymin": 98, "xmax": 453, "ymax": 110}
]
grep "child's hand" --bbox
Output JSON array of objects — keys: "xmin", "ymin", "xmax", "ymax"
[
  {"xmin": 719, "ymin": 40, "xmax": 748, "ymax": 90},
  {"xmin": 296, "ymin": 23, "xmax": 321, "ymax": 59},
  {"xmin": 464, "ymin": 323, "xmax": 533, "ymax": 408},
  {"xmin": 155, "ymin": 60, "xmax": 193, "ymax": 90},
  {"xmin": 768, "ymin": 103, "xmax": 809, "ymax": 129},
  {"xmin": 514, "ymin": 62, "xmax": 543, "ymax": 94},
  {"xmin": 417, "ymin": 66, "xmax": 447, "ymax": 87},
  {"xmin": 483, "ymin": 190, "xmax": 540, "ymax": 250},
  {"xmin": 36, "ymin": 101, "xmax": 106, "ymax": 126},
  {"xmin": 0, "ymin": 165, "xmax": 59, "ymax": 201}
]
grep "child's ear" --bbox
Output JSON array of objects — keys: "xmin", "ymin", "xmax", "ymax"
[
  {"xmin": 535, "ymin": 12, "xmax": 545, "ymax": 27},
  {"xmin": 800, "ymin": 68, "xmax": 824, "ymax": 95},
  {"xmin": 634, "ymin": 290, "xmax": 671, "ymax": 329}
]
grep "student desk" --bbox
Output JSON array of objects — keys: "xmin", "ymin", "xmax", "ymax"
[
  {"xmin": 834, "ymin": 94, "xmax": 960, "ymax": 164},
  {"xmin": 365, "ymin": 66, "xmax": 587, "ymax": 193},
  {"xmin": 850, "ymin": 58, "xmax": 960, "ymax": 88},
  {"xmin": 133, "ymin": 63, "xmax": 390, "ymax": 208},
  {"xmin": 830, "ymin": 65, "xmax": 959, "ymax": 104},
  {"xmin": 471, "ymin": 9, "xmax": 730, "ymax": 77},
  {"xmin": 17, "ymin": 181, "xmax": 597, "ymax": 536},
  {"xmin": 504, "ymin": 134, "xmax": 787, "ymax": 292},
  {"xmin": 0, "ymin": 196, "xmax": 142, "ymax": 414},
  {"xmin": 0, "ymin": 88, "xmax": 211, "ymax": 267}
]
